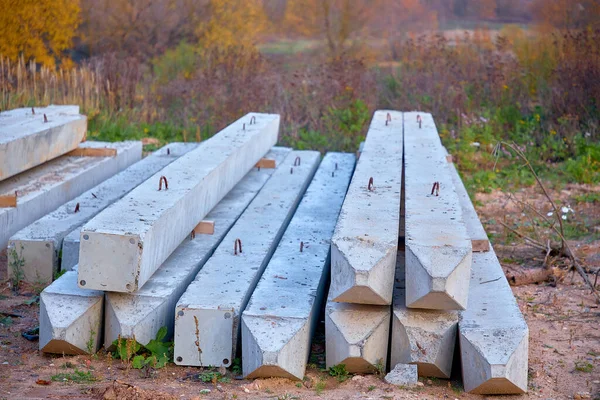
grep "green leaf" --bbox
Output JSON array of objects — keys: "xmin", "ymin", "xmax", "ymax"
[
  {"xmin": 132, "ymin": 355, "xmax": 146, "ymax": 369},
  {"xmin": 155, "ymin": 326, "xmax": 167, "ymax": 342}
]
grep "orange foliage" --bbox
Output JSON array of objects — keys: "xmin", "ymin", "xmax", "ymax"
[
  {"xmin": 0, "ymin": 0, "xmax": 80, "ymax": 67},
  {"xmin": 531, "ymin": 0, "xmax": 600, "ymax": 29}
]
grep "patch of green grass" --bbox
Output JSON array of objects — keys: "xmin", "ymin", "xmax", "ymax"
[
  {"xmin": 0, "ymin": 315, "xmax": 13, "ymax": 327},
  {"xmin": 51, "ymin": 369, "xmax": 96, "ymax": 383},
  {"xmin": 86, "ymin": 329, "xmax": 96, "ymax": 355},
  {"xmin": 575, "ymin": 361, "xmax": 594, "ymax": 373},
  {"xmin": 328, "ymin": 364, "xmax": 349, "ymax": 382},
  {"xmin": 367, "ymin": 385, "xmax": 376, "ymax": 391},
  {"xmin": 197, "ymin": 370, "xmax": 230, "ymax": 383},
  {"xmin": 574, "ymin": 192, "xmax": 600, "ymax": 204},
  {"xmin": 54, "ymin": 269, "xmax": 67, "ymax": 280},
  {"xmin": 231, "ymin": 357, "xmax": 242, "ymax": 375}
]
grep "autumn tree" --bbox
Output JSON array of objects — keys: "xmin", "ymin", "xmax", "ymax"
[
  {"xmin": 285, "ymin": 0, "xmax": 378, "ymax": 57},
  {"xmin": 0, "ymin": 0, "xmax": 80, "ymax": 67},
  {"xmin": 196, "ymin": 0, "xmax": 267, "ymax": 49}
]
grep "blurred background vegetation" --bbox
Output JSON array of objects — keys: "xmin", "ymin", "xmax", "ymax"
[{"xmin": 0, "ymin": 0, "xmax": 599, "ymax": 193}]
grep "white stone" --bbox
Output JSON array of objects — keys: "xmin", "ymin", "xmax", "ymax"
[
  {"xmin": 404, "ymin": 112, "xmax": 472, "ymax": 310},
  {"xmin": 3, "ymin": 141, "xmax": 142, "ymax": 270},
  {"xmin": 39, "ymin": 269, "xmax": 103, "ymax": 355},
  {"xmin": 241, "ymin": 153, "xmax": 355, "ymax": 380},
  {"xmin": 384, "ymin": 364, "xmax": 418, "ymax": 387},
  {"xmin": 451, "ymin": 161, "xmax": 529, "ymax": 394},
  {"xmin": 104, "ymin": 147, "xmax": 291, "ymax": 347},
  {"xmin": 0, "ymin": 105, "xmax": 86, "ymax": 181},
  {"xmin": 325, "ymin": 294, "xmax": 390, "ymax": 374},
  {"xmin": 173, "ymin": 150, "xmax": 320, "ymax": 367},
  {"xmin": 391, "ymin": 250, "xmax": 458, "ymax": 378},
  {"xmin": 330, "ymin": 110, "xmax": 402, "ymax": 305},
  {"xmin": 9, "ymin": 143, "xmax": 197, "ymax": 283},
  {"xmin": 78, "ymin": 113, "xmax": 279, "ymax": 293}
]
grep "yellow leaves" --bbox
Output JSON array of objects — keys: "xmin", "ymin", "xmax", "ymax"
[
  {"xmin": 0, "ymin": 0, "xmax": 80, "ymax": 67},
  {"xmin": 196, "ymin": 0, "xmax": 266, "ymax": 50}
]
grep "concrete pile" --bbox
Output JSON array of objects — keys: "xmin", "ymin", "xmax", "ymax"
[
  {"xmin": 0, "ymin": 104, "xmax": 527, "ymax": 396},
  {"xmin": 327, "ymin": 111, "xmax": 528, "ymax": 395}
]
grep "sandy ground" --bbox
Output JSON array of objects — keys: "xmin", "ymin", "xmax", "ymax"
[{"xmin": 0, "ymin": 184, "xmax": 599, "ymax": 400}]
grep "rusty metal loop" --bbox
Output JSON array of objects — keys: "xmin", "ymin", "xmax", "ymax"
[
  {"xmin": 234, "ymin": 238, "xmax": 243, "ymax": 255},
  {"xmin": 159, "ymin": 176, "xmax": 169, "ymax": 191}
]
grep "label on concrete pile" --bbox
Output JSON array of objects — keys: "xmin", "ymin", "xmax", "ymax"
[
  {"xmin": 78, "ymin": 113, "xmax": 280, "ymax": 293},
  {"xmin": 2, "ymin": 141, "xmax": 142, "ymax": 260},
  {"xmin": 103, "ymin": 147, "xmax": 291, "ymax": 347},
  {"xmin": 404, "ymin": 112, "xmax": 472, "ymax": 310},
  {"xmin": 241, "ymin": 152, "xmax": 355, "ymax": 380},
  {"xmin": 9, "ymin": 143, "xmax": 198, "ymax": 284},
  {"xmin": 174, "ymin": 150, "xmax": 320, "ymax": 367},
  {"xmin": 0, "ymin": 105, "xmax": 86, "ymax": 181},
  {"xmin": 330, "ymin": 110, "xmax": 403, "ymax": 305}
]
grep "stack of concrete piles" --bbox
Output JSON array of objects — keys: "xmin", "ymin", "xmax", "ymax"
[
  {"xmin": 327, "ymin": 111, "xmax": 528, "ymax": 395},
  {"xmin": 1, "ymin": 105, "xmax": 143, "ymax": 286},
  {"xmin": 39, "ymin": 112, "xmax": 281, "ymax": 354}
]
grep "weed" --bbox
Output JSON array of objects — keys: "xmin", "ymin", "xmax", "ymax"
[
  {"xmin": 315, "ymin": 378, "xmax": 326, "ymax": 395},
  {"xmin": 8, "ymin": 245, "xmax": 25, "ymax": 293},
  {"xmin": 51, "ymin": 369, "xmax": 96, "ymax": 383},
  {"xmin": 328, "ymin": 364, "xmax": 349, "ymax": 382},
  {"xmin": 264, "ymin": 388, "xmax": 273, "ymax": 394},
  {"xmin": 231, "ymin": 357, "xmax": 242, "ymax": 375},
  {"xmin": 574, "ymin": 361, "xmax": 593, "ymax": 373},
  {"xmin": 374, "ymin": 358, "xmax": 386, "ymax": 377},
  {"xmin": 112, "ymin": 326, "xmax": 172, "ymax": 370},
  {"xmin": 86, "ymin": 329, "xmax": 96, "ymax": 355},
  {"xmin": 451, "ymin": 383, "xmax": 463, "ymax": 394},
  {"xmin": 23, "ymin": 296, "xmax": 39, "ymax": 306},
  {"xmin": 295, "ymin": 382, "xmax": 302, "ymax": 388},
  {"xmin": 575, "ymin": 192, "xmax": 600, "ymax": 204},
  {"xmin": 197, "ymin": 370, "xmax": 229, "ymax": 384},
  {"xmin": 0, "ymin": 315, "xmax": 13, "ymax": 327},
  {"xmin": 368, "ymin": 385, "xmax": 376, "ymax": 391}
]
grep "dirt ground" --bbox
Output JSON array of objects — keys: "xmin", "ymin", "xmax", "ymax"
[{"xmin": 1, "ymin": 184, "xmax": 599, "ymax": 400}]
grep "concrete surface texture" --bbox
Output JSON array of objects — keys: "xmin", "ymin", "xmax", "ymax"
[
  {"xmin": 404, "ymin": 111, "xmax": 472, "ymax": 310},
  {"xmin": 0, "ymin": 105, "xmax": 86, "ymax": 181},
  {"xmin": 384, "ymin": 364, "xmax": 418, "ymax": 387},
  {"xmin": 451, "ymin": 156, "xmax": 529, "ymax": 394},
  {"xmin": 325, "ymin": 294, "xmax": 390, "ymax": 374},
  {"xmin": 103, "ymin": 147, "xmax": 291, "ymax": 347},
  {"xmin": 241, "ymin": 152, "xmax": 355, "ymax": 381},
  {"xmin": 77, "ymin": 113, "xmax": 280, "ymax": 293},
  {"xmin": 3, "ymin": 141, "xmax": 142, "ymax": 270},
  {"xmin": 39, "ymin": 269, "xmax": 103, "ymax": 355},
  {"xmin": 391, "ymin": 250, "xmax": 458, "ymax": 378},
  {"xmin": 173, "ymin": 150, "xmax": 320, "ymax": 368},
  {"xmin": 329, "ymin": 110, "xmax": 403, "ymax": 305},
  {"xmin": 9, "ymin": 143, "xmax": 197, "ymax": 284}
]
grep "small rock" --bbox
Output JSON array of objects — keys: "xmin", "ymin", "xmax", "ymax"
[
  {"xmin": 242, "ymin": 387, "xmax": 250, "ymax": 393},
  {"xmin": 384, "ymin": 364, "xmax": 418, "ymax": 387},
  {"xmin": 199, "ymin": 389, "xmax": 211, "ymax": 395},
  {"xmin": 417, "ymin": 382, "xmax": 424, "ymax": 387},
  {"xmin": 426, "ymin": 379, "xmax": 433, "ymax": 385},
  {"xmin": 574, "ymin": 392, "xmax": 591, "ymax": 399},
  {"xmin": 352, "ymin": 375, "xmax": 364, "ymax": 381}
]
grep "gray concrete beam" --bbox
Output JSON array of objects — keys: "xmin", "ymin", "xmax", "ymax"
[
  {"xmin": 3, "ymin": 141, "xmax": 142, "ymax": 275},
  {"xmin": 404, "ymin": 112, "xmax": 472, "ymax": 310},
  {"xmin": 450, "ymin": 159, "xmax": 529, "ymax": 394},
  {"xmin": 60, "ymin": 229, "xmax": 81, "ymax": 272},
  {"xmin": 325, "ymin": 294, "xmax": 390, "ymax": 374},
  {"xmin": 330, "ymin": 110, "xmax": 403, "ymax": 305},
  {"xmin": 104, "ymin": 147, "xmax": 291, "ymax": 347},
  {"xmin": 9, "ymin": 143, "xmax": 198, "ymax": 283},
  {"xmin": 78, "ymin": 113, "xmax": 279, "ymax": 293},
  {"xmin": 0, "ymin": 105, "xmax": 86, "ymax": 180},
  {"xmin": 173, "ymin": 150, "xmax": 320, "ymax": 368},
  {"xmin": 39, "ymin": 269, "xmax": 103, "ymax": 355},
  {"xmin": 241, "ymin": 153, "xmax": 355, "ymax": 380},
  {"xmin": 391, "ymin": 250, "xmax": 458, "ymax": 379}
]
